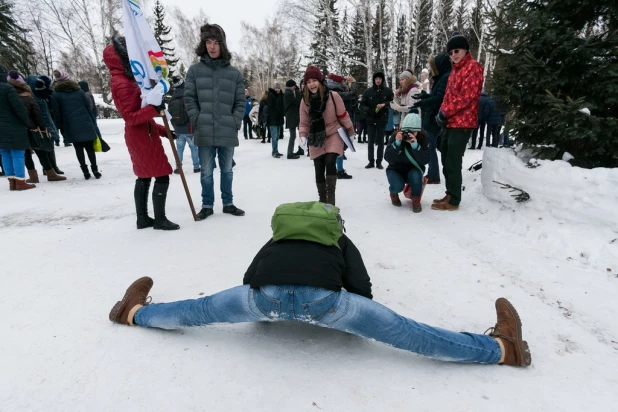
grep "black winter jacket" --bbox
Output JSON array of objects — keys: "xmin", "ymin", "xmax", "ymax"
[
  {"xmin": 478, "ymin": 93, "xmax": 490, "ymax": 123},
  {"xmin": 243, "ymin": 235, "xmax": 373, "ymax": 299},
  {"xmin": 418, "ymin": 53, "xmax": 452, "ymax": 135},
  {"xmin": 360, "ymin": 72, "xmax": 394, "ymax": 125},
  {"xmin": 283, "ymin": 87, "xmax": 302, "ymax": 129},
  {"xmin": 52, "ymin": 80, "xmax": 97, "ymax": 143},
  {"xmin": 266, "ymin": 88, "xmax": 284, "ymax": 126},
  {"xmin": 0, "ymin": 79, "xmax": 30, "ymax": 150},
  {"xmin": 384, "ymin": 131, "xmax": 429, "ymax": 175},
  {"xmin": 258, "ymin": 100, "xmax": 268, "ymax": 124}
]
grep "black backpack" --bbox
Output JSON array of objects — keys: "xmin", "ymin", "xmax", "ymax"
[{"xmin": 168, "ymin": 96, "xmax": 189, "ymax": 124}]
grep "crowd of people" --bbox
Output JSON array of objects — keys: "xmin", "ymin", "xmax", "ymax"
[{"xmin": 2, "ymin": 23, "xmax": 532, "ymax": 369}]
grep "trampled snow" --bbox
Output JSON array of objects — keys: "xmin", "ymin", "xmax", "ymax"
[{"xmin": 1, "ymin": 119, "xmax": 617, "ymax": 411}]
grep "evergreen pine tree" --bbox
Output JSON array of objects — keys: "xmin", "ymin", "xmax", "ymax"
[
  {"xmin": 415, "ymin": 0, "xmax": 434, "ymax": 74},
  {"xmin": 371, "ymin": 0, "xmax": 390, "ymax": 79},
  {"xmin": 153, "ymin": 0, "xmax": 178, "ymax": 78},
  {"xmin": 348, "ymin": 8, "xmax": 367, "ymax": 83},
  {"xmin": 466, "ymin": 0, "xmax": 484, "ymax": 60},
  {"xmin": 337, "ymin": 8, "xmax": 351, "ymax": 75},
  {"xmin": 395, "ymin": 14, "xmax": 407, "ymax": 76},
  {"xmin": 0, "ymin": 0, "xmax": 35, "ymax": 74},
  {"xmin": 490, "ymin": 0, "xmax": 618, "ymax": 167},
  {"xmin": 307, "ymin": 0, "xmax": 339, "ymax": 74}
]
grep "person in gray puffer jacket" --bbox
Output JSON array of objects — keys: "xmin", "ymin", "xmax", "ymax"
[{"xmin": 185, "ymin": 23, "xmax": 245, "ymax": 220}]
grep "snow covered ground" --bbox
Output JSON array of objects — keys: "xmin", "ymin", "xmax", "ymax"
[{"xmin": 1, "ymin": 119, "xmax": 617, "ymax": 411}]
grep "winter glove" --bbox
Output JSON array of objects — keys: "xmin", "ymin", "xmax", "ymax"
[
  {"xmin": 413, "ymin": 91, "xmax": 430, "ymax": 100},
  {"xmin": 435, "ymin": 110, "xmax": 447, "ymax": 128},
  {"xmin": 170, "ymin": 131, "xmax": 178, "ymax": 140},
  {"xmin": 412, "ymin": 100, "xmax": 422, "ymax": 108},
  {"xmin": 153, "ymin": 104, "xmax": 166, "ymax": 115},
  {"xmin": 408, "ymin": 107, "xmax": 419, "ymax": 114},
  {"xmin": 299, "ymin": 136, "xmax": 308, "ymax": 151}
]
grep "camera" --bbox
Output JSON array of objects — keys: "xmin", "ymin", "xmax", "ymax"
[{"xmin": 402, "ymin": 132, "xmax": 416, "ymax": 142}]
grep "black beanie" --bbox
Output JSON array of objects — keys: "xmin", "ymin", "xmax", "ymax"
[
  {"xmin": 447, "ymin": 32, "xmax": 470, "ymax": 52},
  {"xmin": 285, "ymin": 79, "xmax": 297, "ymax": 88}
]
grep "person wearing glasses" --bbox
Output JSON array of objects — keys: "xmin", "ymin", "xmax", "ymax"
[{"xmin": 432, "ymin": 32, "xmax": 483, "ymax": 211}]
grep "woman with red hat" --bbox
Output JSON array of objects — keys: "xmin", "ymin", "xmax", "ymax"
[{"xmin": 299, "ymin": 66, "xmax": 355, "ymax": 206}]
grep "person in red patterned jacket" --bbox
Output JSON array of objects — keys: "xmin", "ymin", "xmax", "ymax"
[
  {"xmin": 103, "ymin": 35, "xmax": 180, "ymax": 231},
  {"xmin": 432, "ymin": 32, "xmax": 483, "ymax": 211}
]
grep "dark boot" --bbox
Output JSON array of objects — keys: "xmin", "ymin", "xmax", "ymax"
[
  {"xmin": 91, "ymin": 165, "xmax": 102, "ymax": 179},
  {"xmin": 48, "ymin": 150, "xmax": 64, "ymax": 174},
  {"xmin": 81, "ymin": 165, "xmax": 91, "ymax": 180},
  {"xmin": 45, "ymin": 169, "xmax": 67, "ymax": 182},
  {"xmin": 134, "ymin": 179, "xmax": 155, "ymax": 229},
  {"xmin": 152, "ymin": 180, "xmax": 180, "ymax": 230},
  {"xmin": 295, "ymin": 147, "xmax": 305, "ymax": 156},
  {"xmin": 317, "ymin": 182, "xmax": 326, "ymax": 203},
  {"xmin": 365, "ymin": 161, "xmax": 375, "ymax": 169},
  {"xmin": 27, "ymin": 169, "xmax": 39, "ymax": 183},
  {"xmin": 390, "ymin": 193, "xmax": 402, "ymax": 207},
  {"xmin": 108, "ymin": 277, "xmax": 154, "ymax": 326},
  {"xmin": 411, "ymin": 195, "xmax": 422, "ymax": 213},
  {"xmin": 325, "ymin": 175, "xmax": 337, "ymax": 205}
]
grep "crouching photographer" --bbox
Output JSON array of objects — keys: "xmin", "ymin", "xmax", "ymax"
[{"xmin": 384, "ymin": 113, "xmax": 429, "ymax": 213}]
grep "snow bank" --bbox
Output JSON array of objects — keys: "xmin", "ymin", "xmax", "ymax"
[{"xmin": 481, "ymin": 148, "xmax": 618, "ymax": 270}]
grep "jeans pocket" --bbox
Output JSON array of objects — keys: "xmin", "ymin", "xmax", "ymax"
[
  {"xmin": 253, "ymin": 287, "xmax": 281, "ymax": 319},
  {"xmin": 301, "ymin": 292, "xmax": 338, "ymax": 323}
]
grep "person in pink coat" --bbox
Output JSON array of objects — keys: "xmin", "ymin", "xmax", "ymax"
[{"xmin": 299, "ymin": 66, "xmax": 354, "ymax": 206}]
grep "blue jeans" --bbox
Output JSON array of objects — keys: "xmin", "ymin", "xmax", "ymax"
[
  {"xmin": 134, "ymin": 284, "xmax": 501, "ymax": 364},
  {"xmin": 176, "ymin": 134, "xmax": 199, "ymax": 169},
  {"xmin": 198, "ymin": 146, "xmax": 234, "ymax": 208},
  {"xmin": 336, "ymin": 155, "xmax": 344, "ymax": 172},
  {"xmin": 0, "ymin": 149, "xmax": 26, "ymax": 179},
  {"xmin": 387, "ymin": 168, "xmax": 423, "ymax": 196},
  {"xmin": 426, "ymin": 130, "xmax": 440, "ymax": 180},
  {"xmin": 269, "ymin": 126, "xmax": 279, "ymax": 154}
]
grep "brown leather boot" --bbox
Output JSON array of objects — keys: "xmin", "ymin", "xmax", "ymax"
[
  {"xmin": 26, "ymin": 169, "xmax": 39, "ymax": 183},
  {"xmin": 316, "ymin": 182, "xmax": 326, "ymax": 203},
  {"xmin": 390, "ymin": 193, "xmax": 402, "ymax": 207},
  {"xmin": 14, "ymin": 178, "xmax": 36, "ymax": 191},
  {"xmin": 433, "ymin": 194, "xmax": 449, "ymax": 204},
  {"xmin": 487, "ymin": 298, "xmax": 532, "ymax": 367},
  {"xmin": 325, "ymin": 175, "xmax": 337, "ymax": 205},
  {"xmin": 411, "ymin": 195, "xmax": 422, "ymax": 213},
  {"xmin": 8, "ymin": 177, "xmax": 16, "ymax": 191},
  {"xmin": 109, "ymin": 277, "xmax": 154, "ymax": 326},
  {"xmin": 431, "ymin": 198, "xmax": 459, "ymax": 211},
  {"xmin": 45, "ymin": 169, "xmax": 67, "ymax": 182}
]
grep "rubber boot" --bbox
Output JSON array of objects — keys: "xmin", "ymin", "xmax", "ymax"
[
  {"xmin": 14, "ymin": 178, "xmax": 36, "ymax": 191},
  {"xmin": 81, "ymin": 165, "xmax": 91, "ymax": 180},
  {"xmin": 325, "ymin": 175, "xmax": 337, "ymax": 206},
  {"xmin": 316, "ymin": 182, "xmax": 326, "ymax": 203},
  {"xmin": 48, "ymin": 150, "xmax": 64, "ymax": 174},
  {"xmin": 134, "ymin": 179, "xmax": 155, "ymax": 229},
  {"xmin": 91, "ymin": 165, "xmax": 102, "ymax": 179},
  {"xmin": 46, "ymin": 169, "xmax": 67, "ymax": 182},
  {"xmin": 152, "ymin": 180, "xmax": 180, "ymax": 230},
  {"xmin": 26, "ymin": 169, "xmax": 39, "ymax": 183}
]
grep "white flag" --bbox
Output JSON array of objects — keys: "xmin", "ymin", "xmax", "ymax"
[{"xmin": 122, "ymin": 0, "xmax": 170, "ymax": 108}]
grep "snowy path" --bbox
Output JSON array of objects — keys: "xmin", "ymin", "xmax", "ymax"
[{"xmin": 1, "ymin": 119, "xmax": 617, "ymax": 411}]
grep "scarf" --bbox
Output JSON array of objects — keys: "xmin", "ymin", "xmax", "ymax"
[{"xmin": 307, "ymin": 91, "xmax": 330, "ymax": 148}]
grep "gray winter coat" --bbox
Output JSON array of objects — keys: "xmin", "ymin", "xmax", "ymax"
[{"xmin": 184, "ymin": 55, "xmax": 245, "ymax": 147}]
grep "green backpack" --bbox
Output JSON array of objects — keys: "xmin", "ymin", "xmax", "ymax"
[{"xmin": 271, "ymin": 202, "xmax": 345, "ymax": 249}]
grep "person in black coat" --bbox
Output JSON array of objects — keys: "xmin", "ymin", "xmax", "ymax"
[
  {"xmin": 51, "ymin": 70, "xmax": 101, "ymax": 179},
  {"xmin": 283, "ymin": 79, "xmax": 302, "ymax": 159},
  {"xmin": 109, "ymin": 205, "xmax": 532, "ymax": 368},
  {"xmin": 360, "ymin": 71, "xmax": 394, "ymax": 169},
  {"xmin": 384, "ymin": 113, "xmax": 429, "ymax": 212},
  {"xmin": 471, "ymin": 92, "xmax": 490, "ymax": 149},
  {"xmin": 258, "ymin": 90, "xmax": 268, "ymax": 142},
  {"xmin": 354, "ymin": 96, "xmax": 367, "ymax": 143},
  {"xmin": 0, "ymin": 64, "xmax": 34, "ymax": 190},
  {"xmin": 266, "ymin": 84, "xmax": 284, "ymax": 157},
  {"xmin": 485, "ymin": 96, "xmax": 504, "ymax": 148},
  {"xmin": 413, "ymin": 52, "xmax": 452, "ymax": 184}
]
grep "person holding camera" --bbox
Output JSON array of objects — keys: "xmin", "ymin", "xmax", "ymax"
[{"xmin": 384, "ymin": 113, "xmax": 428, "ymax": 213}]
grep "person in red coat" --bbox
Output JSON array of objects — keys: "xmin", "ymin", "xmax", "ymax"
[
  {"xmin": 432, "ymin": 32, "xmax": 484, "ymax": 211},
  {"xmin": 103, "ymin": 35, "xmax": 179, "ymax": 230}
]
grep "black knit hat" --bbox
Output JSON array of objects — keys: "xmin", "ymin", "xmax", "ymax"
[
  {"xmin": 447, "ymin": 32, "xmax": 470, "ymax": 52},
  {"xmin": 35, "ymin": 78, "xmax": 46, "ymax": 90},
  {"xmin": 285, "ymin": 79, "xmax": 297, "ymax": 88}
]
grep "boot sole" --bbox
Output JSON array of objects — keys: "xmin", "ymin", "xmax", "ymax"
[
  {"xmin": 109, "ymin": 277, "xmax": 154, "ymax": 323},
  {"xmin": 496, "ymin": 298, "xmax": 532, "ymax": 366}
]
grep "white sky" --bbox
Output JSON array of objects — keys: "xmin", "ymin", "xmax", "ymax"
[{"xmin": 159, "ymin": 0, "xmax": 279, "ymax": 53}]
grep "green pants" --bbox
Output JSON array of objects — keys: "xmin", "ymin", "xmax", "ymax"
[{"xmin": 440, "ymin": 128, "xmax": 473, "ymax": 206}]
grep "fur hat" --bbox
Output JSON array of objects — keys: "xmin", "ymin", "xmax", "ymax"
[
  {"xmin": 171, "ymin": 76, "xmax": 184, "ymax": 88},
  {"xmin": 327, "ymin": 73, "xmax": 345, "ymax": 84},
  {"xmin": 7, "ymin": 70, "xmax": 25, "ymax": 83},
  {"xmin": 447, "ymin": 32, "xmax": 470, "ymax": 52},
  {"xmin": 285, "ymin": 79, "xmax": 297, "ymax": 88},
  {"xmin": 303, "ymin": 65, "xmax": 323, "ymax": 83},
  {"xmin": 195, "ymin": 24, "xmax": 232, "ymax": 61},
  {"xmin": 53, "ymin": 69, "xmax": 69, "ymax": 82}
]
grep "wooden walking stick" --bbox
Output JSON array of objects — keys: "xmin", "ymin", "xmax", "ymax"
[{"xmin": 160, "ymin": 110, "xmax": 199, "ymax": 221}]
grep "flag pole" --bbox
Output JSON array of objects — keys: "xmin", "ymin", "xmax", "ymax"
[{"xmin": 160, "ymin": 111, "xmax": 198, "ymax": 221}]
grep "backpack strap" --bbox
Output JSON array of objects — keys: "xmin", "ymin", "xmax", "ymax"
[{"xmin": 404, "ymin": 145, "xmax": 424, "ymax": 174}]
